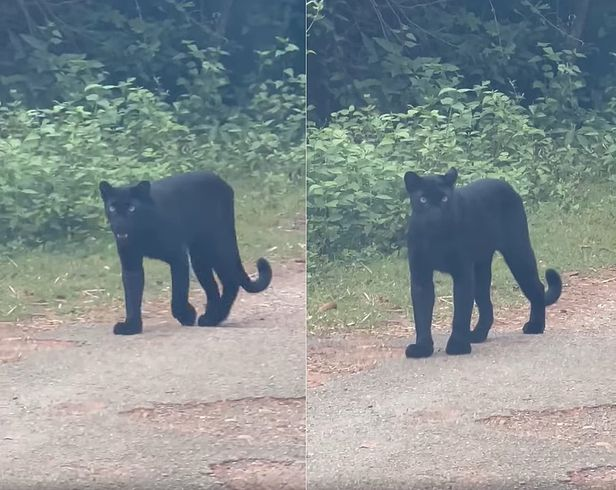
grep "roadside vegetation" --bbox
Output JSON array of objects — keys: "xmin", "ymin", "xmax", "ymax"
[
  {"xmin": 307, "ymin": 0, "xmax": 616, "ymax": 332},
  {"xmin": 0, "ymin": 0, "xmax": 305, "ymax": 321}
]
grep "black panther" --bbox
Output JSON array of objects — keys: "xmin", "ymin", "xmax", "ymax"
[
  {"xmin": 404, "ymin": 167, "xmax": 562, "ymax": 358},
  {"xmin": 99, "ymin": 171, "xmax": 272, "ymax": 335}
]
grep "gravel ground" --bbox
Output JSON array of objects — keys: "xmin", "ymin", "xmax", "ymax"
[
  {"xmin": 0, "ymin": 261, "xmax": 306, "ymax": 490},
  {"xmin": 308, "ymin": 271, "xmax": 616, "ymax": 489}
]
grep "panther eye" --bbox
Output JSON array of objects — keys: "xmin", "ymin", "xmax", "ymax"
[
  {"xmin": 419, "ymin": 196, "xmax": 428, "ymax": 204},
  {"xmin": 441, "ymin": 195, "xmax": 448, "ymax": 202},
  {"xmin": 108, "ymin": 204, "xmax": 116, "ymax": 213},
  {"xmin": 128, "ymin": 204, "xmax": 136, "ymax": 213}
]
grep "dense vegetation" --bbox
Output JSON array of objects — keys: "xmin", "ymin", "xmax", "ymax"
[
  {"xmin": 0, "ymin": 0, "xmax": 304, "ymax": 246},
  {"xmin": 307, "ymin": 0, "xmax": 616, "ymax": 260}
]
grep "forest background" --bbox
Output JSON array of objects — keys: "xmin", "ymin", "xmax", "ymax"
[
  {"xmin": 0, "ymin": 0, "xmax": 305, "ymax": 320},
  {"xmin": 307, "ymin": 0, "xmax": 616, "ymax": 331}
]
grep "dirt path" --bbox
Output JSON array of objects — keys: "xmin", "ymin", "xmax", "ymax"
[
  {"xmin": 308, "ymin": 270, "xmax": 616, "ymax": 489},
  {"xmin": 0, "ymin": 261, "xmax": 306, "ymax": 490}
]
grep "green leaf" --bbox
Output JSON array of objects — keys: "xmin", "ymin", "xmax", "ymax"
[
  {"xmin": 438, "ymin": 87, "xmax": 458, "ymax": 96},
  {"xmin": 19, "ymin": 34, "xmax": 47, "ymax": 51}
]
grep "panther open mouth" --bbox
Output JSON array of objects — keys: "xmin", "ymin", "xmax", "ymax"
[{"xmin": 115, "ymin": 233, "xmax": 129, "ymax": 241}]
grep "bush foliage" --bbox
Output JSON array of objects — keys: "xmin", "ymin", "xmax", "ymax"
[
  {"xmin": 307, "ymin": 0, "xmax": 616, "ymax": 260},
  {"xmin": 0, "ymin": 1, "xmax": 304, "ymax": 246}
]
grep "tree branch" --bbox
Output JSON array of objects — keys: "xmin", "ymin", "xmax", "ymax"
[
  {"xmin": 568, "ymin": 0, "xmax": 589, "ymax": 48},
  {"xmin": 215, "ymin": 0, "xmax": 233, "ymax": 40},
  {"xmin": 17, "ymin": 0, "xmax": 35, "ymax": 35}
]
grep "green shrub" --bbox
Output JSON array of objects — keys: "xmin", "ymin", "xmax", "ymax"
[
  {"xmin": 308, "ymin": 82, "xmax": 616, "ymax": 260},
  {"xmin": 0, "ymin": 43, "xmax": 304, "ymax": 246}
]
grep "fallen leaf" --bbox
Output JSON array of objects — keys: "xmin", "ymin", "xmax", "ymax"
[{"xmin": 317, "ymin": 302, "xmax": 337, "ymax": 313}]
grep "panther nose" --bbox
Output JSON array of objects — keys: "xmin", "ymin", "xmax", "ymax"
[{"xmin": 116, "ymin": 233, "xmax": 129, "ymax": 240}]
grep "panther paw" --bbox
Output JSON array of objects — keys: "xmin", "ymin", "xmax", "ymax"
[
  {"xmin": 469, "ymin": 328, "xmax": 489, "ymax": 343},
  {"xmin": 445, "ymin": 337, "xmax": 472, "ymax": 355},
  {"xmin": 113, "ymin": 320, "xmax": 143, "ymax": 335},
  {"xmin": 197, "ymin": 312, "xmax": 222, "ymax": 327},
  {"xmin": 405, "ymin": 342, "xmax": 434, "ymax": 359},
  {"xmin": 173, "ymin": 303, "xmax": 197, "ymax": 326},
  {"xmin": 522, "ymin": 321, "xmax": 545, "ymax": 335}
]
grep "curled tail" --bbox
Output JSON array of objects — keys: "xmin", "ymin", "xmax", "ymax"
[
  {"xmin": 223, "ymin": 193, "xmax": 272, "ymax": 293},
  {"xmin": 239, "ymin": 257, "xmax": 272, "ymax": 293},
  {"xmin": 544, "ymin": 269, "xmax": 562, "ymax": 306}
]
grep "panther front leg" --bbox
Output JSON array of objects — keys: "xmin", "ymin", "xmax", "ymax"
[
  {"xmin": 446, "ymin": 267, "xmax": 474, "ymax": 355},
  {"xmin": 115, "ymin": 255, "xmax": 145, "ymax": 335},
  {"xmin": 406, "ymin": 264, "xmax": 436, "ymax": 359}
]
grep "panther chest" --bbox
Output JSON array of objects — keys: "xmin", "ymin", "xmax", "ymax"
[
  {"xmin": 409, "ymin": 236, "xmax": 466, "ymax": 273},
  {"xmin": 140, "ymin": 228, "xmax": 190, "ymax": 262},
  {"xmin": 425, "ymin": 246, "xmax": 459, "ymax": 272}
]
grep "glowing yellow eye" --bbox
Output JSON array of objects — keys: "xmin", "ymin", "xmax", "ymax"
[
  {"xmin": 419, "ymin": 196, "xmax": 427, "ymax": 204},
  {"xmin": 128, "ymin": 205, "xmax": 136, "ymax": 212},
  {"xmin": 441, "ymin": 195, "xmax": 448, "ymax": 202}
]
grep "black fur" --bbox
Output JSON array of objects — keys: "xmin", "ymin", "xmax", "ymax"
[
  {"xmin": 99, "ymin": 171, "xmax": 272, "ymax": 335},
  {"xmin": 403, "ymin": 168, "xmax": 562, "ymax": 358}
]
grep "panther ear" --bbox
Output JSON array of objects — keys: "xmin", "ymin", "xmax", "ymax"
[
  {"xmin": 99, "ymin": 181, "xmax": 113, "ymax": 200},
  {"xmin": 404, "ymin": 171, "xmax": 421, "ymax": 193},
  {"xmin": 443, "ymin": 167, "xmax": 458, "ymax": 187},
  {"xmin": 132, "ymin": 180, "xmax": 151, "ymax": 199}
]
